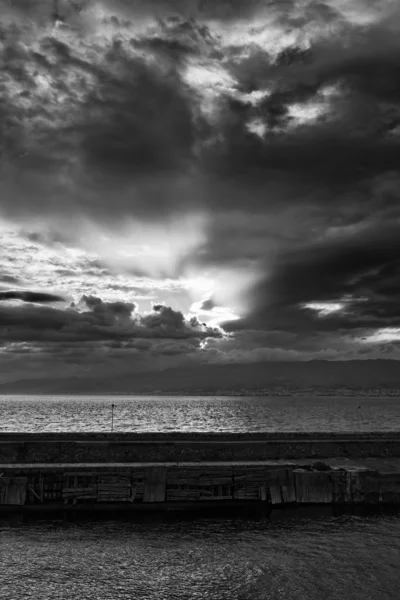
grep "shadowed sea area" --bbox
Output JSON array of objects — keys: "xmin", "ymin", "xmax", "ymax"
[{"xmin": 1, "ymin": 510, "xmax": 400, "ymax": 600}]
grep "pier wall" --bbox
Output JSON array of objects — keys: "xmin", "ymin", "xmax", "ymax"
[
  {"xmin": 1, "ymin": 463, "xmax": 400, "ymax": 509},
  {"xmin": 2, "ymin": 434, "xmax": 400, "ymax": 510},
  {"xmin": 1, "ymin": 433, "xmax": 400, "ymax": 463}
]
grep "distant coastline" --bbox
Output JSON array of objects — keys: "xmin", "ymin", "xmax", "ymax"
[
  {"xmin": 2, "ymin": 360, "xmax": 400, "ymax": 396},
  {"xmin": 2, "ymin": 389, "xmax": 400, "ymax": 397}
]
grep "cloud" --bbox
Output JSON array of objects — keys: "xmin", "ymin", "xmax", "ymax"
[
  {"xmin": 0, "ymin": 291, "xmax": 224, "ymax": 381},
  {"xmin": 78, "ymin": 294, "xmax": 136, "ymax": 323},
  {"xmin": 2, "ymin": 0, "xmax": 400, "ymax": 222},
  {"xmin": 0, "ymin": 275, "xmax": 22, "ymax": 285},
  {"xmin": 0, "ymin": 290, "xmax": 65, "ymax": 303},
  {"xmin": 222, "ymin": 221, "xmax": 400, "ymax": 333},
  {"xmin": 0, "ymin": 9, "xmax": 205, "ymax": 225},
  {"xmin": 1, "ymin": 0, "xmax": 400, "ymax": 381},
  {"xmin": 200, "ymin": 298, "xmax": 216, "ymax": 310},
  {"xmin": 0, "ymin": 294, "xmax": 222, "ymax": 343}
]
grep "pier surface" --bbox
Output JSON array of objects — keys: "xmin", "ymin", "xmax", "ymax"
[{"xmin": 1, "ymin": 431, "xmax": 400, "ymax": 463}]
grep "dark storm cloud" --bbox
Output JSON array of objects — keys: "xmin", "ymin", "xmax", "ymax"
[
  {"xmin": 207, "ymin": 99, "xmax": 400, "ymax": 191},
  {"xmin": 129, "ymin": 17, "xmax": 216, "ymax": 63},
  {"xmin": 2, "ymin": 0, "xmax": 400, "ymax": 218},
  {"xmin": 2, "ymin": 0, "xmax": 265, "ymax": 21},
  {"xmin": 202, "ymin": 12, "xmax": 400, "ymax": 196},
  {"xmin": 0, "ymin": 295, "xmax": 222, "ymax": 343},
  {"xmin": 270, "ymin": 226, "xmax": 400, "ymax": 308},
  {"xmin": 224, "ymin": 222, "xmax": 400, "ymax": 334},
  {"xmin": 0, "ymin": 290, "xmax": 65, "ymax": 303},
  {"xmin": 79, "ymin": 295, "xmax": 135, "ymax": 323},
  {"xmin": 98, "ymin": 0, "xmax": 269, "ymax": 21},
  {"xmin": 0, "ymin": 8, "xmax": 203, "ymax": 220},
  {"xmin": 81, "ymin": 55, "xmax": 196, "ymax": 179}
]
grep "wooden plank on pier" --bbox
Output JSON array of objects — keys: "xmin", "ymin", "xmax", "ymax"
[
  {"xmin": 167, "ymin": 477, "xmax": 233, "ymax": 486},
  {"xmin": 0, "ymin": 477, "xmax": 27, "ymax": 505},
  {"xmin": 331, "ymin": 470, "xmax": 348, "ymax": 503},
  {"xmin": 62, "ymin": 486, "xmax": 97, "ymax": 500},
  {"xmin": 62, "ymin": 472, "xmax": 97, "ymax": 504},
  {"xmin": 43, "ymin": 473, "xmax": 63, "ymax": 501},
  {"xmin": 372, "ymin": 473, "xmax": 400, "ymax": 503},
  {"xmin": 349, "ymin": 471, "xmax": 365, "ymax": 504},
  {"xmin": 262, "ymin": 468, "xmax": 296, "ymax": 504},
  {"xmin": 232, "ymin": 468, "xmax": 263, "ymax": 500},
  {"xmin": 143, "ymin": 467, "xmax": 166, "ymax": 503},
  {"xmin": 294, "ymin": 471, "xmax": 332, "ymax": 504},
  {"xmin": 96, "ymin": 473, "xmax": 133, "ymax": 502}
]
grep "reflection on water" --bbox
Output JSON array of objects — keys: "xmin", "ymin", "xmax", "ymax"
[
  {"xmin": 1, "ymin": 394, "xmax": 400, "ymax": 432},
  {"xmin": 1, "ymin": 508, "xmax": 400, "ymax": 599}
]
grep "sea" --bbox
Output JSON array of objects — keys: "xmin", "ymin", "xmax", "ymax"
[
  {"xmin": 1, "ymin": 394, "xmax": 400, "ymax": 599},
  {"xmin": 1, "ymin": 509, "xmax": 400, "ymax": 599},
  {"xmin": 1, "ymin": 393, "xmax": 400, "ymax": 432}
]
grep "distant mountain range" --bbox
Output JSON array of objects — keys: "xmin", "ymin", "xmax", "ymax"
[{"xmin": 1, "ymin": 360, "xmax": 400, "ymax": 395}]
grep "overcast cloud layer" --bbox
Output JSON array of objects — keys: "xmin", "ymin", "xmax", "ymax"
[{"xmin": 1, "ymin": 0, "xmax": 400, "ymax": 382}]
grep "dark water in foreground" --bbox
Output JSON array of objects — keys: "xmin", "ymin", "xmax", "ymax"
[
  {"xmin": 1, "ymin": 394, "xmax": 400, "ymax": 432},
  {"xmin": 1, "ymin": 510, "xmax": 400, "ymax": 600}
]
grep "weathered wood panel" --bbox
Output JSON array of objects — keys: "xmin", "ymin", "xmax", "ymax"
[
  {"xmin": 25, "ymin": 474, "xmax": 43, "ymax": 505},
  {"xmin": 281, "ymin": 476, "xmax": 296, "ymax": 504},
  {"xmin": 232, "ymin": 468, "xmax": 266, "ymax": 501},
  {"xmin": 62, "ymin": 487, "xmax": 97, "ymax": 500},
  {"xmin": 143, "ymin": 467, "xmax": 166, "ymax": 502},
  {"xmin": 167, "ymin": 490, "xmax": 201, "ymax": 501},
  {"xmin": 294, "ymin": 471, "xmax": 332, "ymax": 503},
  {"xmin": 232, "ymin": 485, "xmax": 260, "ymax": 500},
  {"xmin": 165, "ymin": 467, "xmax": 234, "ymax": 502},
  {"xmin": 5, "ymin": 464, "xmax": 400, "ymax": 509},
  {"xmin": 260, "ymin": 484, "xmax": 267, "ymax": 501},
  {"xmin": 167, "ymin": 477, "xmax": 233, "ymax": 485},
  {"xmin": 97, "ymin": 486, "xmax": 132, "ymax": 502},
  {"xmin": 62, "ymin": 472, "xmax": 97, "ymax": 504},
  {"xmin": 0, "ymin": 477, "xmax": 27, "ymax": 505},
  {"xmin": 43, "ymin": 474, "xmax": 63, "ymax": 501},
  {"xmin": 166, "ymin": 483, "xmax": 233, "ymax": 501},
  {"xmin": 373, "ymin": 473, "xmax": 400, "ymax": 503},
  {"xmin": 349, "ymin": 471, "xmax": 366, "ymax": 504},
  {"xmin": 331, "ymin": 469, "xmax": 349, "ymax": 503},
  {"xmin": 264, "ymin": 469, "xmax": 296, "ymax": 504},
  {"xmin": 96, "ymin": 473, "xmax": 132, "ymax": 502}
]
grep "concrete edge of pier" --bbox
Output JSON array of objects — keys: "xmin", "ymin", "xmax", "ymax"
[
  {"xmin": 1, "ymin": 432, "xmax": 400, "ymax": 464},
  {"xmin": 1, "ymin": 432, "xmax": 399, "ymax": 441}
]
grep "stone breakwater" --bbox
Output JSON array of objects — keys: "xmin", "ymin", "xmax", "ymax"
[{"xmin": 1, "ymin": 432, "xmax": 400, "ymax": 463}]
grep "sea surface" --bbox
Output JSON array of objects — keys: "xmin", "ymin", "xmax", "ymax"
[
  {"xmin": 0, "ymin": 394, "xmax": 399, "ymax": 433},
  {"xmin": 1, "ymin": 510, "xmax": 400, "ymax": 600}
]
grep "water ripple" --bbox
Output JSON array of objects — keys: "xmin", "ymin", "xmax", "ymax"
[
  {"xmin": 1, "ymin": 394, "xmax": 400, "ymax": 432},
  {"xmin": 1, "ymin": 513, "xmax": 400, "ymax": 599}
]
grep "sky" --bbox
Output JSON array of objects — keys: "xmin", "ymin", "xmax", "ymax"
[{"xmin": 1, "ymin": 0, "xmax": 400, "ymax": 383}]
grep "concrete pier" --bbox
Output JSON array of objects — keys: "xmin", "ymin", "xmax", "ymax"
[
  {"xmin": 1, "ymin": 432, "xmax": 400, "ymax": 463},
  {"xmin": 1, "ymin": 433, "xmax": 400, "ymax": 511}
]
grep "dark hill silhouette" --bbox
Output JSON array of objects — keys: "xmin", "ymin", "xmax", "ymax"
[{"xmin": 0, "ymin": 360, "xmax": 400, "ymax": 394}]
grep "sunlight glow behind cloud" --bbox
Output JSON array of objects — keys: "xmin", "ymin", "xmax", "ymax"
[
  {"xmin": 362, "ymin": 328, "xmax": 400, "ymax": 343},
  {"xmin": 305, "ymin": 302, "xmax": 344, "ymax": 316},
  {"xmin": 78, "ymin": 215, "xmax": 209, "ymax": 279}
]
